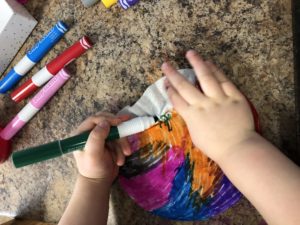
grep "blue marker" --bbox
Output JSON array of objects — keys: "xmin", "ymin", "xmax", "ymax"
[{"xmin": 0, "ymin": 21, "xmax": 69, "ymax": 94}]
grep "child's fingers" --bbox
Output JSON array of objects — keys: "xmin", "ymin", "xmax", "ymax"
[
  {"xmin": 107, "ymin": 142, "xmax": 127, "ymax": 166},
  {"xmin": 116, "ymin": 138, "xmax": 132, "ymax": 156},
  {"xmin": 115, "ymin": 146, "xmax": 126, "ymax": 166},
  {"xmin": 166, "ymin": 85, "xmax": 189, "ymax": 114},
  {"xmin": 221, "ymin": 82, "xmax": 244, "ymax": 98},
  {"xmin": 95, "ymin": 112, "xmax": 116, "ymax": 117},
  {"xmin": 186, "ymin": 50, "xmax": 226, "ymax": 98},
  {"xmin": 84, "ymin": 120, "xmax": 110, "ymax": 156},
  {"xmin": 204, "ymin": 61, "xmax": 229, "ymax": 83},
  {"xmin": 96, "ymin": 112, "xmax": 131, "ymax": 122},
  {"xmin": 204, "ymin": 61, "xmax": 243, "ymax": 98},
  {"xmin": 162, "ymin": 62, "xmax": 205, "ymax": 104},
  {"xmin": 74, "ymin": 115, "xmax": 122, "ymax": 135},
  {"xmin": 117, "ymin": 114, "xmax": 132, "ymax": 122}
]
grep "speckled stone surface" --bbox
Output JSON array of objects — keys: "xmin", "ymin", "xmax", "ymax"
[{"xmin": 0, "ymin": 0, "xmax": 294, "ymax": 224}]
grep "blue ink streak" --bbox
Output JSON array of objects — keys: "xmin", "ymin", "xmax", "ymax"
[{"xmin": 152, "ymin": 158, "xmax": 241, "ymax": 220}]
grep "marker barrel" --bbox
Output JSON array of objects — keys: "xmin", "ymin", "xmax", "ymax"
[
  {"xmin": 0, "ymin": 69, "xmax": 70, "ymax": 141},
  {"xmin": 0, "ymin": 21, "xmax": 68, "ymax": 93},
  {"xmin": 11, "ymin": 36, "xmax": 92, "ymax": 102},
  {"xmin": 27, "ymin": 21, "xmax": 69, "ymax": 63}
]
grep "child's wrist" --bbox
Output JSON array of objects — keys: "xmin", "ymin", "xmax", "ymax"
[
  {"xmin": 215, "ymin": 132, "xmax": 262, "ymax": 166},
  {"xmin": 78, "ymin": 174, "xmax": 113, "ymax": 188}
]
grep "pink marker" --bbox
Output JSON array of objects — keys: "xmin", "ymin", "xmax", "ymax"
[{"xmin": 0, "ymin": 68, "xmax": 70, "ymax": 161}]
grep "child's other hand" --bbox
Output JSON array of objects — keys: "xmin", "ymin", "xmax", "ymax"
[
  {"xmin": 163, "ymin": 50, "xmax": 256, "ymax": 163},
  {"xmin": 73, "ymin": 112, "xmax": 131, "ymax": 184}
]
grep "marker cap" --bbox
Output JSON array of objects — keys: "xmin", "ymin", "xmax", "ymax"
[
  {"xmin": 102, "ymin": 0, "xmax": 117, "ymax": 8},
  {"xmin": 0, "ymin": 128, "xmax": 12, "ymax": 163},
  {"xmin": 46, "ymin": 36, "xmax": 92, "ymax": 75},
  {"xmin": 81, "ymin": 0, "xmax": 99, "ymax": 7},
  {"xmin": 119, "ymin": 0, "xmax": 140, "ymax": 9},
  {"xmin": 12, "ymin": 141, "xmax": 63, "ymax": 168}
]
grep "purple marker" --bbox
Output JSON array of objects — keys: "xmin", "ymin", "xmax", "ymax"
[
  {"xmin": 0, "ymin": 68, "xmax": 70, "ymax": 141},
  {"xmin": 119, "ymin": 0, "xmax": 140, "ymax": 9}
]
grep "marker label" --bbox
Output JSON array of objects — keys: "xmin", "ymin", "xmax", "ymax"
[{"xmin": 27, "ymin": 21, "xmax": 68, "ymax": 63}]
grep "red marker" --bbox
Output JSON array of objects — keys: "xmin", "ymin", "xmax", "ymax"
[{"xmin": 11, "ymin": 36, "xmax": 92, "ymax": 103}]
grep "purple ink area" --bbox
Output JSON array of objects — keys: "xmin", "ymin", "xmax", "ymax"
[
  {"xmin": 119, "ymin": 147, "xmax": 185, "ymax": 211},
  {"xmin": 127, "ymin": 134, "xmax": 141, "ymax": 153},
  {"xmin": 200, "ymin": 176, "xmax": 242, "ymax": 218}
]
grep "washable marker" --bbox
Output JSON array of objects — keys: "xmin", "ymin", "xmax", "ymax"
[
  {"xmin": 0, "ymin": 21, "xmax": 68, "ymax": 93},
  {"xmin": 119, "ymin": 0, "xmax": 140, "ymax": 9},
  {"xmin": 102, "ymin": 0, "xmax": 117, "ymax": 8},
  {"xmin": 12, "ymin": 116, "xmax": 160, "ymax": 168},
  {"xmin": 81, "ymin": 0, "xmax": 99, "ymax": 7},
  {"xmin": 11, "ymin": 36, "xmax": 92, "ymax": 103},
  {"xmin": 0, "ymin": 69, "xmax": 70, "ymax": 143}
]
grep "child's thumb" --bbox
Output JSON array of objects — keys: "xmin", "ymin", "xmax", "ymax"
[{"xmin": 85, "ymin": 120, "xmax": 110, "ymax": 155}]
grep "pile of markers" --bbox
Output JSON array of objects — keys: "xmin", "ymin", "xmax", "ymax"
[
  {"xmin": 82, "ymin": 0, "xmax": 140, "ymax": 9},
  {"xmin": 0, "ymin": 0, "xmax": 142, "ymax": 163},
  {"xmin": 0, "ymin": 21, "xmax": 92, "ymax": 162}
]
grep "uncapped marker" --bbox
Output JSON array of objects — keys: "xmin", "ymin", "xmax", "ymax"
[{"xmin": 12, "ymin": 116, "xmax": 160, "ymax": 168}]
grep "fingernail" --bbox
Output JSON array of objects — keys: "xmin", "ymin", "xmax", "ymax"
[
  {"xmin": 189, "ymin": 49, "xmax": 197, "ymax": 54},
  {"xmin": 187, "ymin": 50, "xmax": 199, "ymax": 57},
  {"xmin": 98, "ymin": 121, "xmax": 109, "ymax": 129},
  {"xmin": 162, "ymin": 62, "xmax": 169, "ymax": 69}
]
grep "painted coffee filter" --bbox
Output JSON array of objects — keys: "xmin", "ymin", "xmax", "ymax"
[{"xmin": 117, "ymin": 69, "xmax": 259, "ymax": 220}]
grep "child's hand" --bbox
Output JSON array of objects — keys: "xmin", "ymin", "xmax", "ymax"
[
  {"xmin": 163, "ymin": 50, "xmax": 256, "ymax": 163},
  {"xmin": 72, "ymin": 113, "xmax": 131, "ymax": 184}
]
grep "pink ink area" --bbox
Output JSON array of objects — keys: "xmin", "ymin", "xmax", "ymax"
[{"xmin": 119, "ymin": 146, "xmax": 185, "ymax": 211}]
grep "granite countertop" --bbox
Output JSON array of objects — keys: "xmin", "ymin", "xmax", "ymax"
[{"xmin": 0, "ymin": 0, "xmax": 294, "ymax": 224}]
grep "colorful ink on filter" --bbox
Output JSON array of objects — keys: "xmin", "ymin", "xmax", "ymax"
[
  {"xmin": 10, "ymin": 36, "xmax": 92, "ymax": 103},
  {"xmin": 0, "ymin": 21, "xmax": 68, "ymax": 93},
  {"xmin": 119, "ymin": 0, "xmax": 140, "ymax": 9},
  {"xmin": 118, "ymin": 111, "xmax": 242, "ymax": 220}
]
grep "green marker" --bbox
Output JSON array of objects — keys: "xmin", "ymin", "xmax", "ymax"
[{"xmin": 12, "ymin": 116, "xmax": 158, "ymax": 168}]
